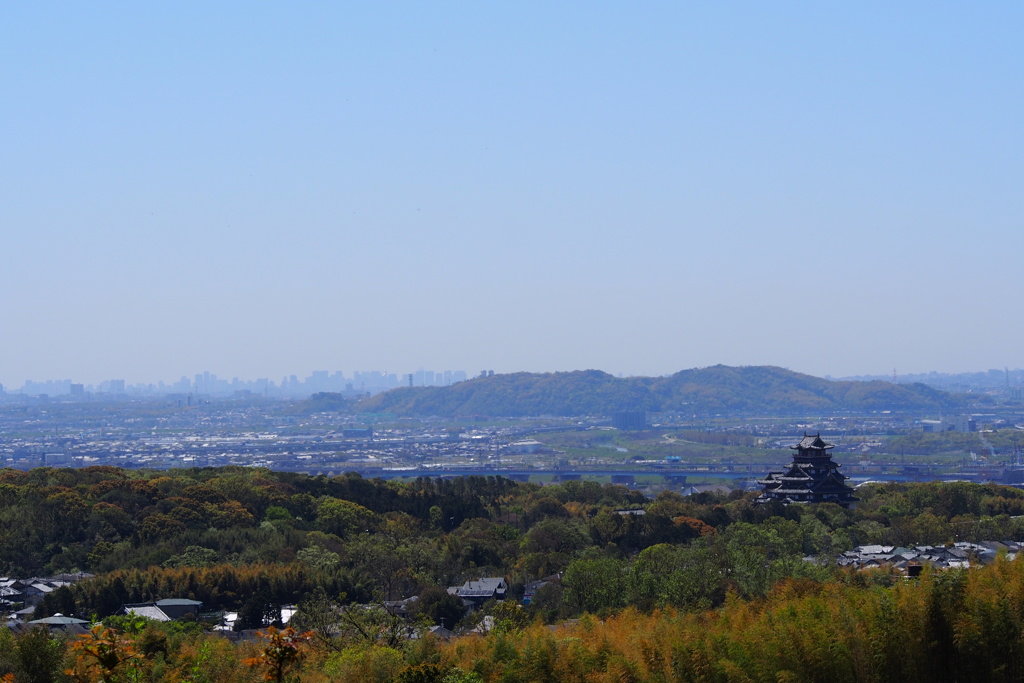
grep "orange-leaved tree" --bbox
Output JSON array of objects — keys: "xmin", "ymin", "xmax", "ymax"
[
  {"xmin": 243, "ymin": 626, "xmax": 313, "ymax": 683},
  {"xmin": 65, "ymin": 623, "xmax": 143, "ymax": 683}
]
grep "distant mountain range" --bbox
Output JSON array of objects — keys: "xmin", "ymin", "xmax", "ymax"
[
  {"xmin": 353, "ymin": 365, "xmax": 966, "ymax": 418},
  {"xmin": 840, "ymin": 368, "xmax": 1024, "ymax": 392}
]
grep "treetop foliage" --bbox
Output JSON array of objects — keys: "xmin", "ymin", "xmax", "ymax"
[
  {"xmin": 3, "ymin": 463, "xmax": 1024, "ymax": 680},
  {"xmin": 6, "ymin": 461, "xmax": 1024, "ymax": 633}
]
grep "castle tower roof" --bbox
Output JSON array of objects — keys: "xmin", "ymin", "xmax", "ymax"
[
  {"xmin": 791, "ymin": 433, "xmax": 833, "ymax": 451},
  {"xmin": 757, "ymin": 433, "xmax": 858, "ymax": 507}
]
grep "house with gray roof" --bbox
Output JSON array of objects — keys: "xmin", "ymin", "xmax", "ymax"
[
  {"xmin": 25, "ymin": 613, "xmax": 89, "ymax": 634},
  {"xmin": 121, "ymin": 598, "xmax": 202, "ymax": 622},
  {"xmin": 448, "ymin": 577, "xmax": 508, "ymax": 609}
]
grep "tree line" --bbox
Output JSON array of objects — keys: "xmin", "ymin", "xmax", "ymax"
[
  {"xmin": 11, "ymin": 463, "xmax": 1024, "ymax": 627},
  {"xmin": 6, "ymin": 465, "xmax": 1024, "ymax": 680}
]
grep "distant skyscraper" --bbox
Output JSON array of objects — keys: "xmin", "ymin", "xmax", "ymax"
[
  {"xmin": 309, "ymin": 370, "xmax": 329, "ymax": 391},
  {"xmin": 612, "ymin": 411, "xmax": 646, "ymax": 430}
]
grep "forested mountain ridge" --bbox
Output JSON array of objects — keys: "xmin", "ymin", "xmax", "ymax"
[{"xmin": 354, "ymin": 365, "xmax": 965, "ymax": 417}]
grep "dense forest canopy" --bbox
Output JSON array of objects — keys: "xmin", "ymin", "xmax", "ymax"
[
  {"xmin": 2, "ymin": 464, "xmax": 1024, "ymax": 681},
  {"xmin": 3, "ymin": 465, "xmax": 1023, "ymax": 620},
  {"xmin": 4, "ymin": 465, "xmax": 1024, "ymax": 680},
  {"xmin": 353, "ymin": 365, "xmax": 966, "ymax": 417},
  {"xmin": 12, "ymin": 559, "xmax": 1024, "ymax": 681}
]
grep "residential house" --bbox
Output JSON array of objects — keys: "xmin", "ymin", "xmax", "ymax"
[
  {"xmin": 448, "ymin": 577, "xmax": 508, "ymax": 609},
  {"xmin": 25, "ymin": 613, "xmax": 89, "ymax": 635},
  {"xmin": 122, "ymin": 598, "xmax": 203, "ymax": 622}
]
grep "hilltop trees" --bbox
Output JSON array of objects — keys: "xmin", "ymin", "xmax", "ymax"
[{"xmin": 354, "ymin": 365, "xmax": 966, "ymax": 417}]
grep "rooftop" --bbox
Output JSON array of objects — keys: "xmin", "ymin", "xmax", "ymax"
[{"xmin": 791, "ymin": 433, "xmax": 833, "ymax": 451}]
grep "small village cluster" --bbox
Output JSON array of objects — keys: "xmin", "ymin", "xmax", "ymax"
[
  {"xmin": 8, "ymin": 538, "xmax": 1022, "ymax": 640},
  {"xmin": 831, "ymin": 541, "xmax": 1023, "ymax": 573},
  {"xmin": 1, "ymin": 573, "xmax": 94, "ymax": 632},
  {"xmin": 1, "ymin": 573, "xmax": 522, "ymax": 638}
]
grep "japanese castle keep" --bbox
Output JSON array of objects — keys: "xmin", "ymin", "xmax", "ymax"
[{"xmin": 756, "ymin": 433, "xmax": 858, "ymax": 507}]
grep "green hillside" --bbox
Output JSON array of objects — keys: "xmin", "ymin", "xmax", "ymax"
[{"xmin": 354, "ymin": 365, "xmax": 965, "ymax": 417}]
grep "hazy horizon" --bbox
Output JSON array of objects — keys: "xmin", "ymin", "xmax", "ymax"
[
  {"xmin": 5, "ymin": 364, "xmax": 1023, "ymax": 393},
  {"xmin": 4, "ymin": 4, "xmax": 1022, "ymax": 388}
]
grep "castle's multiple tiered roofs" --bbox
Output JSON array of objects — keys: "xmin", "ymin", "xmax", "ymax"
[{"xmin": 757, "ymin": 433, "xmax": 858, "ymax": 507}]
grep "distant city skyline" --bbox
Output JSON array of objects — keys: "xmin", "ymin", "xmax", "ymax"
[
  {"xmin": 3, "ymin": 365, "xmax": 1023, "ymax": 399},
  {"xmin": 4, "ymin": 368, "xmax": 472, "ymax": 398},
  {"xmin": 3, "ymin": 4, "xmax": 1021, "ymax": 388}
]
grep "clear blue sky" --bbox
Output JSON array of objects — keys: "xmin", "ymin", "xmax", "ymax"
[{"xmin": 2, "ymin": 2, "xmax": 1022, "ymax": 386}]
